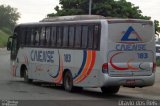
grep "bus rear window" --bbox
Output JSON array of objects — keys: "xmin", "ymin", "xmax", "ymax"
[{"xmin": 108, "ymin": 21, "xmax": 154, "ymax": 43}]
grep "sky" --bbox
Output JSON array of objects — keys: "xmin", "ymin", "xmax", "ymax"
[
  {"xmin": 0, "ymin": 0, "xmax": 160, "ymax": 23},
  {"xmin": 0, "ymin": 0, "xmax": 59, "ymax": 23}
]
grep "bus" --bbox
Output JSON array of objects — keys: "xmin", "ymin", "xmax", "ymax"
[
  {"xmin": 156, "ymin": 44, "xmax": 160, "ymax": 60},
  {"xmin": 7, "ymin": 15, "xmax": 156, "ymax": 94}
]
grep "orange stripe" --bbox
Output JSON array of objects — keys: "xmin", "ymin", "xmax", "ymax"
[
  {"xmin": 77, "ymin": 51, "xmax": 96, "ymax": 83},
  {"xmin": 74, "ymin": 50, "xmax": 92, "ymax": 83},
  {"xmin": 54, "ymin": 59, "xmax": 63, "ymax": 83}
]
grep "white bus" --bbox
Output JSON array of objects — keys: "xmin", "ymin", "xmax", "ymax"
[
  {"xmin": 7, "ymin": 15, "xmax": 156, "ymax": 94},
  {"xmin": 156, "ymin": 44, "xmax": 160, "ymax": 60}
]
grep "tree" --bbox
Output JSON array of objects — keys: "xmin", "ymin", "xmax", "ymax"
[
  {"xmin": 47, "ymin": 0, "xmax": 159, "ymax": 34},
  {"xmin": 154, "ymin": 20, "xmax": 160, "ymax": 35},
  {"xmin": 48, "ymin": 0, "xmax": 150, "ymax": 19},
  {"xmin": 0, "ymin": 5, "xmax": 20, "ymax": 33}
]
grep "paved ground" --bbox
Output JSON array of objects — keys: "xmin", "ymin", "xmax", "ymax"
[{"xmin": 0, "ymin": 49, "xmax": 159, "ymax": 106}]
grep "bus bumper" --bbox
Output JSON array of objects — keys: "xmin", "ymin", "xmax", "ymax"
[{"xmin": 102, "ymin": 73, "xmax": 155, "ymax": 87}]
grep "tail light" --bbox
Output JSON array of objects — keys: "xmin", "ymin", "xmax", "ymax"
[
  {"xmin": 152, "ymin": 62, "xmax": 156, "ymax": 73},
  {"xmin": 102, "ymin": 63, "xmax": 108, "ymax": 73}
]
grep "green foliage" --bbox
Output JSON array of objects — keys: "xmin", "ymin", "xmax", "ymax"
[
  {"xmin": 48, "ymin": 0, "xmax": 150, "ymax": 20},
  {"xmin": 154, "ymin": 20, "xmax": 160, "ymax": 35},
  {"xmin": 0, "ymin": 30, "xmax": 9, "ymax": 47},
  {"xmin": 47, "ymin": 0, "xmax": 160, "ymax": 34},
  {"xmin": 0, "ymin": 5, "xmax": 19, "ymax": 47},
  {"xmin": 1, "ymin": 27, "xmax": 12, "ymax": 34},
  {"xmin": 0, "ymin": 5, "xmax": 20, "ymax": 31},
  {"xmin": 156, "ymin": 58, "xmax": 160, "ymax": 66}
]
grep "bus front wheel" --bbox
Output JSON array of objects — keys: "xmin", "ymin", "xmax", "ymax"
[
  {"xmin": 101, "ymin": 86, "xmax": 120, "ymax": 95},
  {"xmin": 24, "ymin": 68, "xmax": 33, "ymax": 83},
  {"xmin": 63, "ymin": 71, "xmax": 73, "ymax": 92}
]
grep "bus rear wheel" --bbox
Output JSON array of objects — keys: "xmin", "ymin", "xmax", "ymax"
[
  {"xmin": 63, "ymin": 71, "xmax": 74, "ymax": 92},
  {"xmin": 101, "ymin": 86, "xmax": 120, "ymax": 95},
  {"xmin": 24, "ymin": 68, "xmax": 33, "ymax": 83}
]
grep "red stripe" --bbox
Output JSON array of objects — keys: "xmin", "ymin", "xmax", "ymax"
[
  {"xmin": 110, "ymin": 52, "xmax": 129, "ymax": 70},
  {"xmin": 54, "ymin": 58, "xmax": 63, "ymax": 84},
  {"xmin": 24, "ymin": 56, "xmax": 26, "ymax": 64},
  {"xmin": 25, "ymin": 55, "xmax": 29, "ymax": 64}
]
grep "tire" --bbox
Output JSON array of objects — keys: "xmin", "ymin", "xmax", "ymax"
[
  {"xmin": 63, "ymin": 71, "xmax": 74, "ymax": 92},
  {"xmin": 101, "ymin": 86, "xmax": 120, "ymax": 95},
  {"xmin": 24, "ymin": 68, "xmax": 33, "ymax": 83}
]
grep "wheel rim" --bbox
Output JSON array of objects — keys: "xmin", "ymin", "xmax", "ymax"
[
  {"xmin": 66, "ymin": 75, "xmax": 71, "ymax": 90},
  {"xmin": 24, "ymin": 70, "xmax": 28, "ymax": 81},
  {"xmin": 64, "ymin": 73, "xmax": 73, "ymax": 91}
]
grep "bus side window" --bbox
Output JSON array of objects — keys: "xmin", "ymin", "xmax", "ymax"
[
  {"xmin": 26, "ymin": 28, "xmax": 32, "ymax": 46},
  {"xmin": 81, "ymin": 26, "xmax": 88, "ymax": 49},
  {"xmin": 21, "ymin": 28, "xmax": 26, "ymax": 46},
  {"xmin": 35, "ymin": 29, "xmax": 40, "ymax": 46},
  {"xmin": 31, "ymin": 28, "xmax": 35, "ymax": 46},
  {"xmin": 93, "ymin": 25, "xmax": 100, "ymax": 49},
  {"xmin": 88, "ymin": 25, "xmax": 94, "ymax": 49},
  {"xmin": 69, "ymin": 26, "xmax": 75, "ymax": 47},
  {"xmin": 40, "ymin": 27, "xmax": 46, "ymax": 46},
  {"xmin": 63, "ymin": 26, "xmax": 69, "ymax": 47},
  {"xmin": 75, "ymin": 26, "xmax": 82, "ymax": 48},
  {"xmin": 57, "ymin": 26, "xmax": 63, "ymax": 47},
  {"xmin": 46, "ymin": 27, "xmax": 51, "ymax": 46},
  {"xmin": 51, "ymin": 27, "xmax": 56, "ymax": 47}
]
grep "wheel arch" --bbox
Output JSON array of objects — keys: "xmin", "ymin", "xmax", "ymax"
[
  {"xmin": 62, "ymin": 69, "xmax": 72, "ymax": 80},
  {"xmin": 20, "ymin": 64, "xmax": 27, "ymax": 78}
]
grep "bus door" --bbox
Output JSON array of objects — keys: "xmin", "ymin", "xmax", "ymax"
[{"xmin": 7, "ymin": 34, "xmax": 18, "ymax": 61}]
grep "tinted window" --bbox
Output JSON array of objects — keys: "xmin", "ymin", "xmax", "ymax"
[
  {"xmin": 46, "ymin": 27, "xmax": 51, "ymax": 46},
  {"xmin": 75, "ymin": 26, "xmax": 82, "ymax": 48},
  {"xmin": 21, "ymin": 28, "xmax": 26, "ymax": 46},
  {"xmin": 40, "ymin": 27, "xmax": 46, "ymax": 46},
  {"xmin": 26, "ymin": 28, "xmax": 32, "ymax": 46},
  {"xmin": 31, "ymin": 28, "xmax": 35, "ymax": 46},
  {"xmin": 63, "ymin": 26, "xmax": 69, "ymax": 47},
  {"xmin": 81, "ymin": 26, "xmax": 88, "ymax": 48},
  {"xmin": 51, "ymin": 27, "xmax": 56, "ymax": 47},
  {"xmin": 57, "ymin": 26, "xmax": 63, "ymax": 47},
  {"xmin": 69, "ymin": 26, "xmax": 75, "ymax": 47},
  {"xmin": 35, "ymin": 28, "xmax": 40, "ymax": 46},
  {"xmin": 19, "ymin": 23, "xmax": 101, "ymax": 50},
  {"xmin": 88, "ymin": 25, "xmax": 94, "ymax": 49},
  {"xmin": 93, "ymin": 25, "xmax": 100, "ymax": 49}
]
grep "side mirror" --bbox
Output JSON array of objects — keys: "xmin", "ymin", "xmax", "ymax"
[
  {"xmin": 13, "ymin": 33, "xmax": 17, "ymax": 37},
  {"xmin": 7, "ymin": 35, "xmax": 15, "ymax": 51},
  {"xmin": 7, "ymin": 41, "xmax": 11, "ymax": 51}
]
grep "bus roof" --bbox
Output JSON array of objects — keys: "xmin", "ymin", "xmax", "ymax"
[
  {"xmin": 107, "ymin": 19, "xmax": 152, "ymax": 25},
  {"xmin": 17, "ymin": 15, "xmax": 153, "ymax": 27},
  {"xmin": 40, "ymin": 15, "xmax": 152, "ymax": 23},
  {"xmin": 40, "ymin": 15, "xmax": 106, "ymax": 22}
]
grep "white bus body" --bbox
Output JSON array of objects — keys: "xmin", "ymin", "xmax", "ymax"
[
  {"xmin": 156, "ymin": 44, "xmax": 160, "ymax": 57},
  {"xmin": 8, "ymin": 15, "xmax": 156, "ymax": 94}
]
